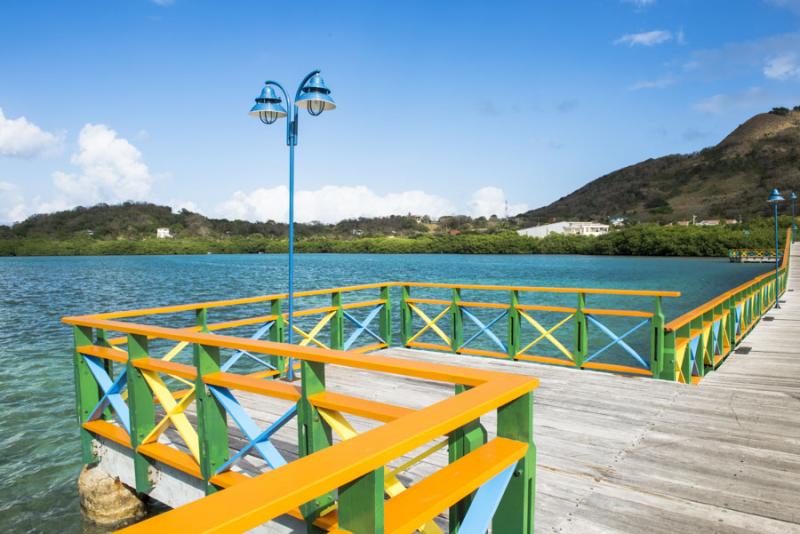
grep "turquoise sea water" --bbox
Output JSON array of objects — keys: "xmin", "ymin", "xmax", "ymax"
[{"xmin": 0, "ymin": 254, "xmax": 770, "ymax": 533}]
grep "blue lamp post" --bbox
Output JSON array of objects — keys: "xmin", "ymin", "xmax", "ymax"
[
  {"xmin": 250, "ymin": 70, "xmax": 336, "ymax": 379},
  {"xmin": 790, "ymin": 191, "xmax": 797, "ymax": 242},
  {"xmin": 767, "ymin": 188, "xmax": 784, "ymax": 309}
]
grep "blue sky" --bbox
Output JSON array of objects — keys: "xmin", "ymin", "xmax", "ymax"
[{"xmin": 1, "ymin": 0, "xmax": 799, "ymax": 224}]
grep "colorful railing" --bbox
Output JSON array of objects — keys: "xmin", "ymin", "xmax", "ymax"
[
  {"xmin": 663, "ymin": 229, "xmax": 791, "ymax": 383},
  {"xmin": 63, "ymin": 230, "xmax": 791, "ymax": 531},
  {"xmin": 398, "ymin": 283, "xmax": 679, "ymax": 378},
  {"xmin": 64, "ymin": 289, "xmax": 538, "ymax": 533},
  {"xmin": 728, "ymin": 248, "xmax": 782, "ymax": 263}
]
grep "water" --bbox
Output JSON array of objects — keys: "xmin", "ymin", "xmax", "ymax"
[{"xmin": 0, "ymin": 254, "xmax": 771, "ymax": 533}]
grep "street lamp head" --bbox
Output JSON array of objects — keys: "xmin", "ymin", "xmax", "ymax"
[
  {"xmin": 295, "ymin": 72, "xmax": 336, "ymax": 116},
  {"xmin": 767, "ymin": 188, "xmax": 785, "ymax": 204},
  {"xmin": 249, "ymin": 85, "xmax": 287, "ymax": 125}
]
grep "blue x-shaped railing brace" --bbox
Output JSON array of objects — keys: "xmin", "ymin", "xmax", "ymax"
[
  {"xmin": 84, "ymin": 355, "xmax": 131, "ymax": 434},
  {"xmin": 585, "ymin": 315, "xmax": 650, "ymax": 369}
]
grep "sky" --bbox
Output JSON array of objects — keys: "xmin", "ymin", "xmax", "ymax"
[{"xmin": 1, "ymin": 0, "xmax": 800, "ymax": 224}]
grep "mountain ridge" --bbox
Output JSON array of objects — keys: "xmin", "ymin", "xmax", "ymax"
[{"xmin": 519, "ymin": 107, "xmax": 800, "ymax": 224}]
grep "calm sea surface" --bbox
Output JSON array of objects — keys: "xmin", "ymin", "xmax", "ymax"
[{"xmin": 0, "ymin": 254, "xmax": 771, "ymax": 533}]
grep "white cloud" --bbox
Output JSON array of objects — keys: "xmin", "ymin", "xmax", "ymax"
[
  {"xmin": 623, "ymin": 0, "xmax": 656, "ymax": 7},
  {"xmin": 764, "ymin": 0, "xmax": 800, "ymax": 14},
  {"xmin": 629, "ymin": 77, "xmax": 675, "ymax": 90},
  {"xmin": 615, "ymin": 30, "xmax": 672, "ymax": 47},
  {"xmin": 0, "ymin": 182, "xmax": 29, "ymax": 224},
  {"xmin": 151, "ymin": 0, "xmax": 174, "ymax": 5},
  {"xmin": 681, "ymin": 32, "xmax": 800, "ymax": 82},
  {"xmin": 0, "ymin": 108, "xmax": 63, "ymax": 158},
  {"xmin": 692, "ymin": 87, "xmax": 766, "ymax": 115},
  {"xmin": 215, "ymin": 185, "xmax": 456, "ymax": 223},
  {"xmin": 468, "ymin": 187, "xmax": 527, "ymax": 218},
  {"xmin": 764, "ymin": 53, "xmax": 800, "ymax": 80},
  {"xmin": 52, "ymin": 123, "xmax": 157, "ymax": 204}
]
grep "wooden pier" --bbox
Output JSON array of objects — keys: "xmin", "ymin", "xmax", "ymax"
[
  {"xmin": 82, "ymin": 243, "xmax": 799, "ymax": 533},
  {"xmin": 66, "ymin": 231, "xmax": 796, "ymax": 533}
]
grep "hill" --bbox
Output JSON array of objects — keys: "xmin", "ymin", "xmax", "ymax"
[
  {"xmin": 519, "ymin": 107, "xmax": 800, "ymax": 224},
  {"xmin": 0, "ymin": 202, "xmax": 443, "ymax": 240}
]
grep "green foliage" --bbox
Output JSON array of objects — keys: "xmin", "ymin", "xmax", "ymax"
[
  {"xmin": 6, "ymin": 202, "xmax": 431, "ymax": 241},
  {"xmin": 770, "ymin": 107, "xmax": 791, "ymax": 116},
  {"xmin": 0, "ymin": 221, "xmax": 788, "ymax": 257}
]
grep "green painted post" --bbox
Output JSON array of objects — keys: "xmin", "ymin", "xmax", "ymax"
[
  {"xmin": 649, "ymin": 296, "xmax": 664, "ymax": 378},
  {"xmin": 677, "ymin": 324, "xmax": 692, "ymax": 382},
  {"xmin": 448, "ymin": 385, "xmax": 487, "ymax": 532},
  {"xmin": 400, "ymin": 285, "xmax": 412, "ymax": 346},
  {"xmin": 194, "ymin": 341, "xmax": 228, "ymax": 494},
  {"xmin": 574, "ymin": 292, "xmax": 588, "ymax": 368},
  {"xmin": 451, "ymin": 288, "xmax": 463, "ymax": 353},
  {"xmin": 194, "ymin": 308, "xmax": 228, "ymax": 494},
  {"xmin": 126, "ymin": 333, "xmax": 155, "ymax": 493},
  {"xmin": 712, "ymin": 302, "xmax": 723, "ymax": 369},
  {"xmin": 493, "ymin": 392, "xmax": 535, "ymax": 533},
  {"xmin": 73, "ymin": 325, "xmax": 99, "ymax": 464},
  {"xmin": 95, "ymin": 328, "xmax": 114, "ymax": 421},
  {"xmin": 660, "ymin": 329, "xmax": 677, "ymax": 381},
  {"xmin": 270, "ymin": 299, "xmax": 286, "ymax": 377},
  {"xmin": 298, "ymin": 360, "xmax": 334, "ymax": 531},
  {"xmin": 508, "ymin": 290, "xmax": 521, "ymax": 358},
  {"xmin": 330, "ymin": 292, "xmax": 344, "ymax": 350},
  {"xmin": 379, "ymin": 285, "xmax": 392, "ymax": 347},
  {"xmin": 726, "ymin": 295, "xmax": 736, "ymax": 349},
  {"xmin": 338, "ymin": 468, "xmax": 384, "ymax": 534}
]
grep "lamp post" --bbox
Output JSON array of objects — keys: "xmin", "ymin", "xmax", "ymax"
[
  {"xmin": 249, "ymin": 70, "xmax": 336, "ymax": 379},
  {"xmin": 791, "ymin": 191, "xmax": 797, "ymax": 242},
  {"xmin": 767, "ymin": 188, "xmax": 784, "ymax": 309}
]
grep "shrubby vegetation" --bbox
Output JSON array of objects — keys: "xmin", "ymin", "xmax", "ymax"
[{"xmin": 0, "ymin": 219, "xmax": 789, "ymax": 257}]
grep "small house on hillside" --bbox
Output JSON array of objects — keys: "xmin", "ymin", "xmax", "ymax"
[
  {"xmin": 517, "ymin": 221, "xmax": 609, "ymax": 238},
  {"xmin": 156, "ymin": 227, "xmax": 173, "ymax": 239}
]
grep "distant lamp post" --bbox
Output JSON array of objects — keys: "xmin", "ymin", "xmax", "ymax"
[
  {"xmin": 249, "ymin": 70, "xmax": 336, "ymax": 380},
  {"xmin": 767, "ymin": 188, "xmax": 784, "ymax": 309},
  {"xmin": 790, "ymin": 192, "xmax": 797, "ymax": 242}
]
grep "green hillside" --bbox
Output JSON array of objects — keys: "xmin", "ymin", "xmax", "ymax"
[{"xmin": 519, "ymin": 107, "xmax": 800, "ymax": 224}]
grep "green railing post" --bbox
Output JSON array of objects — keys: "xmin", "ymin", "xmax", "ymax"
[
  {"xmin": 331, "ymin": 292, "xmax": 344, "ymax": 350},
  {"xmin": 650, "ymin": 296, "xmax": 664, "ymax": 378},
  {"xmin": 726, "ymin": 294, "xmax": 737, "ymax": 348},
  {"xmin": 711, "ymin": 302, "xmax": 724, "ymax": 370},
  {"xmin": 493, "ymin": 392, "xmax": 535, "ymax": 533},
  {"xmin": 660, "ymin": 329, "xmax": 676, "ymax": 381},
  {"xmin": 700, "ymin": 309, "xmax": 713, "ymax": 378},
  {"xmin": 451, "ymin": 288, "xmax": 463, "ymax": 353},
  {"xmin": 448, "ymin": 385, "xmax": 487, "ymax": 532},
  {"xmin": 73, "ymin": 325, "xmax": 99, "ymax": 464},
  {"xmin": 194, "ymin": 308, "xmax": 228, "ymax": 495},
  {"xmin": 338, "ymin": 468, "xmax": 384, "ymax": 534},
  {"xmin": 379, "ymin": 285, "xmax": 392, "ymax": 347},
  {"xmin": 126, "ymin": 333, "xmax": 155, "ymax": 493},
  {"xmin": 574, "ymin": 292, "xmax": 588, "ymax": 368},
  {"xmin": 96, "ymin": 328, "xmax": 114, "ymax": 421},
  {"xmin": 508, "ymin": 290, "xmax": 521, "ymax": 358},
  {"xmin": 400, "ymin": 285, "xmax": 412, "ymax": 346},
  {"xmin": 677, "ymin": 324, "xmax": 692, "ymax": 382},
  {"xmin": 298, "ymin": 360, "xmax": 333, "ymax": 531},
  {"xmin": 269, "ymin": 298, "xmax": 286, "ymax": 377}
]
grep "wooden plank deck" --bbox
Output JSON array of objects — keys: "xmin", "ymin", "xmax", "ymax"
[{"xmin": 104, "ymin": 243, "xmax": 800, "ymax": 532}]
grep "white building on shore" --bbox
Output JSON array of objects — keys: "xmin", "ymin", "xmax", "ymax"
[
  {"xmin": 517, "ymin": 221, "xmax": 610, "ymax": 238},
  {"xmin": 156, "ymin": 227, "xmax": 173, "ymax": 239}
]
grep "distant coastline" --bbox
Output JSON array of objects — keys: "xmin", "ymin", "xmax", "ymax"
[{"xmin": 0, "ymin": 224, "xmax": 784, "ymax": 257}]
